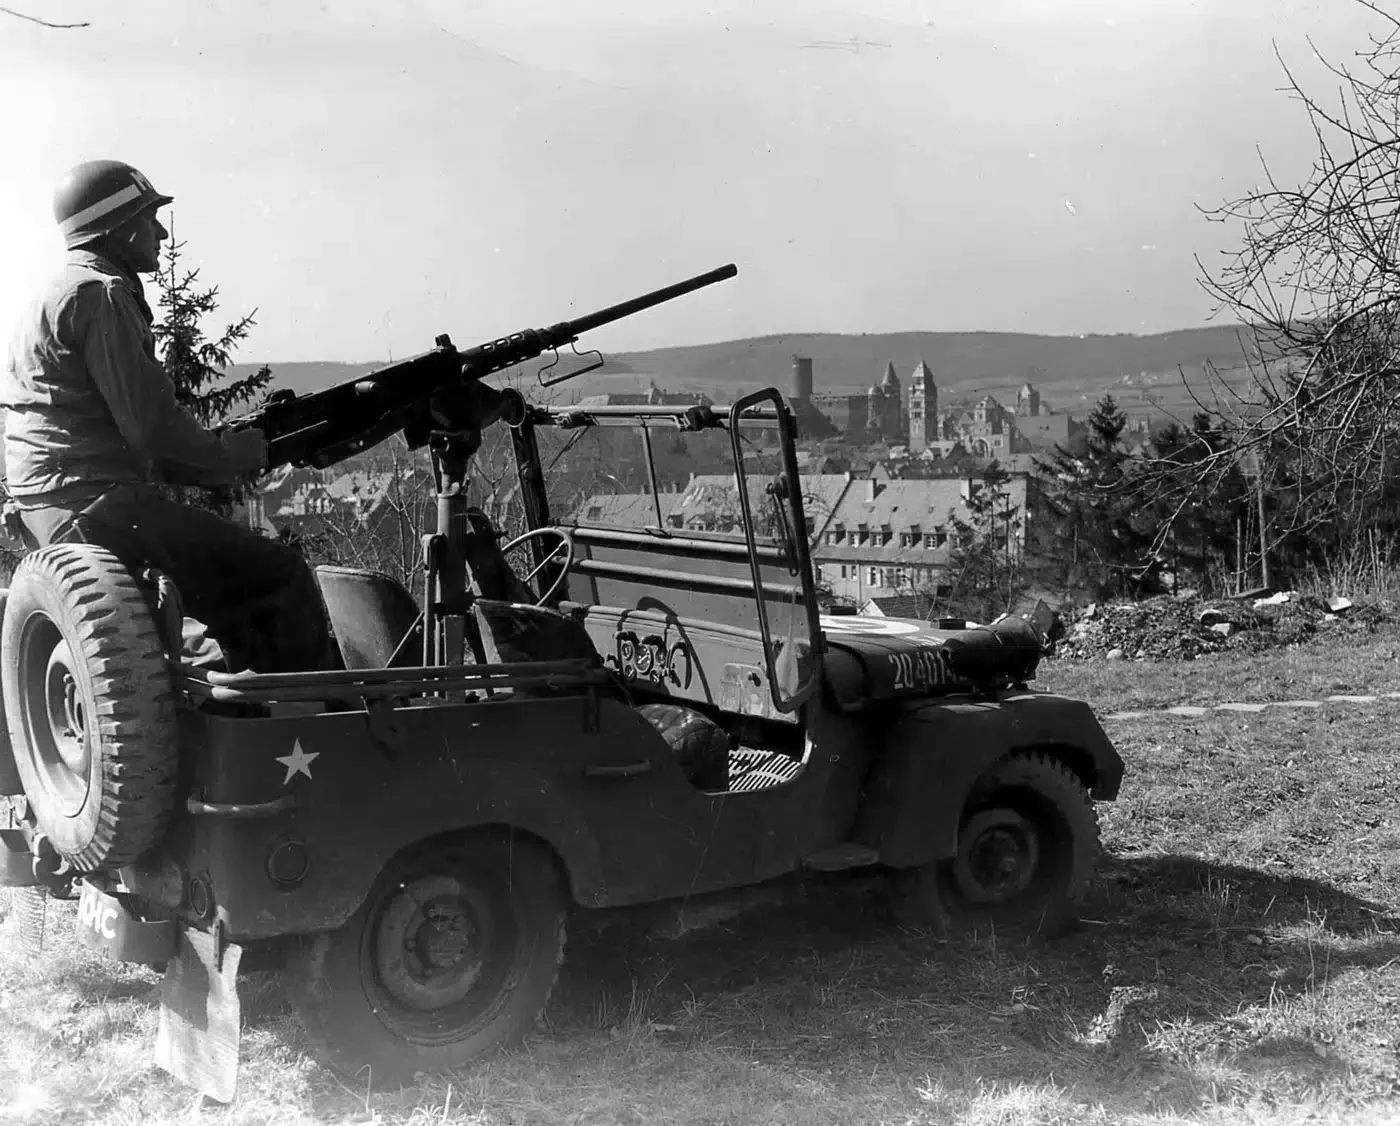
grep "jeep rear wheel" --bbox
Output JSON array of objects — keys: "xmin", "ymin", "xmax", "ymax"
[
  {"xmin": 288, "ymin": 833, "xmax": 567, "ymax": 1087},
  {"xmin": 2, "ymin": 545, "xmax": 178, "ymax": 871},
  {"xmin": 904, "ymin": 751, "xmax": 1099, "ymax": 937}
]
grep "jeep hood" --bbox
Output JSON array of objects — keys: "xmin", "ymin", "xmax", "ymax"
[{"xmin": 819, "ymin": 614, "xmax": 1043, "ymax": 710}]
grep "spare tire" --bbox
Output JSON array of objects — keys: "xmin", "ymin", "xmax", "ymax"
[
  {"xmin": 2, "ymin": 544, "xmax": 178, "ymax": 871},
  {"xmin": 636, "ymin": 702, "xmax": 730, "ymax": 791}
]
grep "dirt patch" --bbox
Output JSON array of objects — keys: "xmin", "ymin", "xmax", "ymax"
[{"xmin": 1049, "ymin": 592, "xmax": 1398, "ymax": 662}]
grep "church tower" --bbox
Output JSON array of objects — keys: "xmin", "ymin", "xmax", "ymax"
[{"xmin": 907, "ymin": 360, "xmax": 938, "ymax": 453}]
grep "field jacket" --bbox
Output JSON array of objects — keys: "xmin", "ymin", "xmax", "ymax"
[{"xmin": 2, "ymin": 249, "xmax": 253, "ymax": 509}]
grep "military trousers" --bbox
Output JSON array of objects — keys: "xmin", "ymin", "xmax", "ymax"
[{"xmin": 17, "ymin": 485, "xmax": 332, "ymax": 674}]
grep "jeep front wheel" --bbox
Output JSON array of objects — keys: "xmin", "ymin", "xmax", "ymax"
[
  {"xmin": 903, "ymin": 751, "xmax": 1099, "ymax": 936},
  {"xmin": 288, "ymin": 833, "xmax": 567, "ymax": 1087}
]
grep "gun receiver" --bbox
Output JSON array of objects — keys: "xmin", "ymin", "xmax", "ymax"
[{"xmin": 227, "ymin": 262, "xmax": 738, "ymax": 469}]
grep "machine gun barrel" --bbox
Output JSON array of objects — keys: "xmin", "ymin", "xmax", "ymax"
[
  {"xmin": 555, "ymin": 262, "xmax": 737, "ymax": 339},
  {"xmin": 228, "ymin": 263, "xmax": 738, "ymax": 470}
]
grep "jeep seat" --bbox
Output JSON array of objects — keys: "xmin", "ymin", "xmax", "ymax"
[
  {"xmin": 315, "ymin": 566, "xmax": 423, "ymax": 670},
  {"xmin": 471, "ymin": 599, "xmax": 603, "ymax": 667}
]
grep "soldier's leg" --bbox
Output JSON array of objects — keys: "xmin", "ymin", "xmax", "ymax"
[
  {"xmin": 113, "ymin": 492, "xmax": 333, "ymax": 673},
  {"xmin": 18, "ymin": 492, "xmax": 231, "ymax": 670},
  {"xmin": 25, "ymin": 488, "xmax": 331, "ymax": 673}
]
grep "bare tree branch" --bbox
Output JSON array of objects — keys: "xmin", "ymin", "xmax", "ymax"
[
  {"xmin": 1131, "ymin": 0, "xmax": 1400, "ymax": 582},
  {"xmin": 0, "ymin": 6, "xmax": 88, "ymax": 27}
]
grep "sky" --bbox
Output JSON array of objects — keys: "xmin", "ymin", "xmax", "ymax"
[{"xmin": 0, "ymin": 0, "xmax": 1382, "ymax": 363}]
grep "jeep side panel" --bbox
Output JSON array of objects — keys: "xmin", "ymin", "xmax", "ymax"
[
  {"xmin": 852, "ymin": 691, "xmax": 1124, "ymax": 867},
  {"xmin": 140, "ymin": 692, "xmax": 862, "ymax": 940}
]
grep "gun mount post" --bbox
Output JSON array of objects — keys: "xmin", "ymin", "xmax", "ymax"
[{"xmin": 425, "ymin": 433, "xmax": 477, "ymax": 675}]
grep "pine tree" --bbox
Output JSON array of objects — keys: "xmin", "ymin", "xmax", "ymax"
[
  {"xmin": 938, "ymin": 462, "xmax": 1027, "ymax": 622},
  {"xmin": 1146, "ymin": 413, "xmax": 1248, "ymax": 593},
  {"xmin": 1038, "ymin": 394, "xmax": 1150, "ymax": 597},
  {"xmin": 151, "ymin": 233, "xmax": 273, "ymax": 515},
  {"xmin": 153, "ymin": 235, "xmax": 272, "ymax": 425}
]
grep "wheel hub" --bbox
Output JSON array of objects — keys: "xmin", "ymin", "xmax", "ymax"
[
  {"xmin": 24, "ymin": 631, "xmax": 92, "ymax": 817},
  {"xmin": 952, "ymin": 808, "xmax": 1041, "ymax": 905},
  {"xmin": 374, "ymin": 875, "xmax": 490, "ymax": 1012}
]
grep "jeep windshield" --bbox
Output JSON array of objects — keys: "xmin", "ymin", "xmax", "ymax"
[{"xmin": 496, "ymin": 389, "xmax": 822, "ymax": 713}]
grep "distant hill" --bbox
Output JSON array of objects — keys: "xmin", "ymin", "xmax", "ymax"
[{"xmin": 230, "ymin": 324, "xmax": 1260, "ymax": 424}]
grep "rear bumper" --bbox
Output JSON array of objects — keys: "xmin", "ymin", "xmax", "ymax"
[{"xmin": 74, "ymin": 878, "xmax": 176, "ymax": 967}]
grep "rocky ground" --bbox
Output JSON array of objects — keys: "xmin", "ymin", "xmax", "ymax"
[{"xmin": 1048, "ymin": 589, "xmax": 1396, "ymax": 662}]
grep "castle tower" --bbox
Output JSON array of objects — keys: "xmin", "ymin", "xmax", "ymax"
[
  {"xmin": 791, "ymin": 355, "xmax": 814, "ymax": 402},
  {"xmin": 974, "ymin": 395, "xmax": 996, "ymax": 427},
  {"xmin": 1017, "ymin": 382, "xmax": 1040, "ymax": 416},
  {"xmin": 864, "ymin": 362, "xmax": 902, "ymax": 442},
  {"xmin": 907, "ymin": 360, "xmax": 938, "ymax": 453}
]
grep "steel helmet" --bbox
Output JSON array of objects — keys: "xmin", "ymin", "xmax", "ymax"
[{"xmin": 53, "ymin": 160, "xmax": 173, "ymax": 250}]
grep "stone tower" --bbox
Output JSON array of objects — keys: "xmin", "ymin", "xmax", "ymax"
[
  {"xmin": 866, "ymin": 362, "xmax": 903, "ymax": 442},
  {"xmin": 907, "ymin": 360, "xmax": 938, "ymax": 453}
]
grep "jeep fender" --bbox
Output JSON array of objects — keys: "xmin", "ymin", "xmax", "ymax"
[
  {"xmin": 192, "ymin": 757, "xmax": 609, "ymax": 942},
  {"xmin": 852, "ymin": 691, "xmax": 1124, "ymax": 868},
  {"xmin": 176, "ymin": 706, "xmax": 614, "ymax": 942}
]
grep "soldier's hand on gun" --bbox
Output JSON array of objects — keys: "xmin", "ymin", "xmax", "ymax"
[{"xmin": 225, "ymin": 426, "xmax": 270, "ymax": 473}]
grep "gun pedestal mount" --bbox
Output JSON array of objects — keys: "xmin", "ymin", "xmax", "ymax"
[
  {"xmin": 417, "ymin": 365, "xmax": 529, "ymax": 680},
  {"xmin": 422, "ymin": 433, "xmax": 473, "ymax": 673}
]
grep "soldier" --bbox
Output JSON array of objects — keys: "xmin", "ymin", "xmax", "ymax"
[{"xmin": 1, "ymin": 159, "xmax": 331, "ymax": 673}]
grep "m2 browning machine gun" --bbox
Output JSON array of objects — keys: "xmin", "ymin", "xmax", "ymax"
[{"xmin": 225, "ymin": 263, "xmax": 739, "ymax": 470}]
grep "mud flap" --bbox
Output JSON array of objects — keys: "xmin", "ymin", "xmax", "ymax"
[{"xmin": 154, "ymin": 927, "xmax": 243, "ymax": 1104}]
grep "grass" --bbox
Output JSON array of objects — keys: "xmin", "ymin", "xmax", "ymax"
[
  {"xmin": 1038, "ymin": 619, "xmax": 1400, "ymax": 711},
  {"xmin": 3, "ymin": 630, "xmax": 1400, "ymax": 1124}
]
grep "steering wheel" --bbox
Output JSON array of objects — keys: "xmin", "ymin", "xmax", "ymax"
[{"xmin": 499, "ymin": 527, "xmax": 576, "ymax": 606}]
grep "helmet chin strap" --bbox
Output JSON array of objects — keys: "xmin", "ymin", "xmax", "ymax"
[{"xmin": 83, "ymin": 232, "xmax": 149, "ymax": 279}]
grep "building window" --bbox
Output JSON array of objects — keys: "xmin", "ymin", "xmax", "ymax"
[
  {"xmin": 867, "ymin": 567, "xmax": 879, "ymax": 587},
  {"xmin": 857, "ymin": 523, "xmax": 869, "ymax": 545},
  {"xmin": 880, "ymin": 524, "xmax": 892, "ymax": 545}
]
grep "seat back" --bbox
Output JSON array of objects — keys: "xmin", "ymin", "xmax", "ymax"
[
  {"xmin": 314, "ymin": 566, "xmax": 422, "ymax": 669},
  {"xmin": 471, "ymin": 599, "xmax": 602, "ymax": 666},
  {"xmin": 464, "ymin": 509, "xmax": 537, "ymax": 604}
]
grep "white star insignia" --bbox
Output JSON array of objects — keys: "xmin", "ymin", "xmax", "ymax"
[{"xmin": 275, "ymin": 739, "xmax": 319, "ymax": 785}]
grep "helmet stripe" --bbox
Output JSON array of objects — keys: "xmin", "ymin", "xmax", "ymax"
[{"xmin": 57, "ymin": 183, "xmax": 145, "ymax": 234}]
